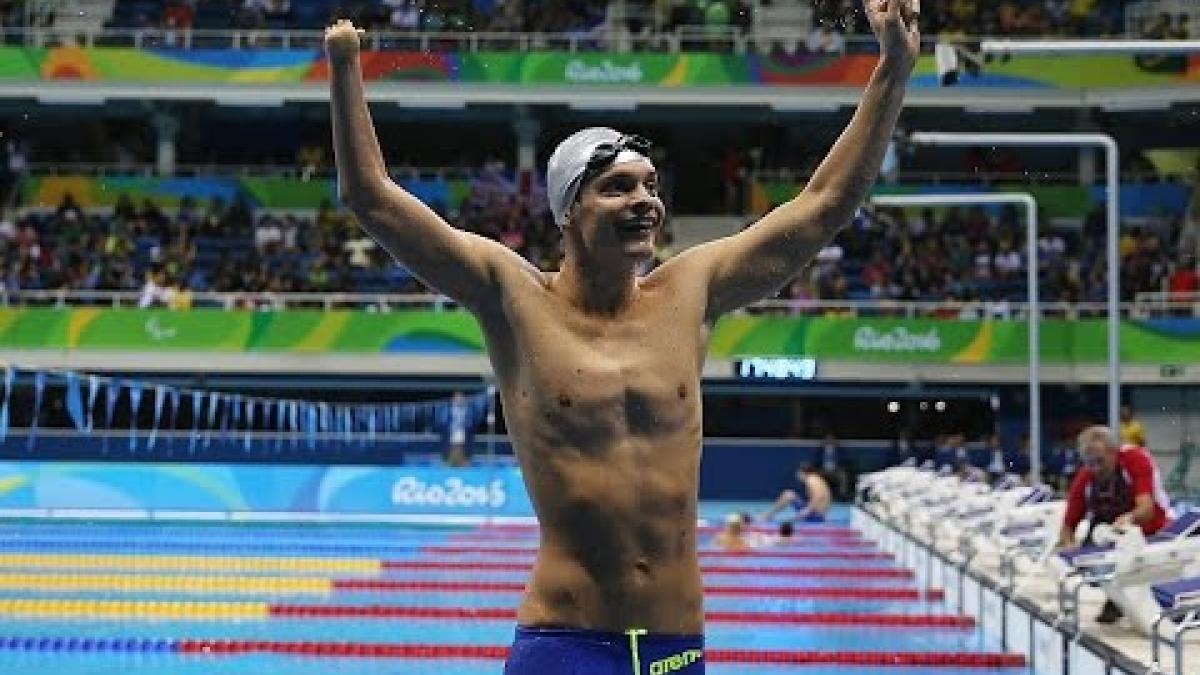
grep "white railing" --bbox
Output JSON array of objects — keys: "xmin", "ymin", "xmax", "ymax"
[{"xmin": 0, "ymin": 289, "xmax": 1195, "ymax": 319}]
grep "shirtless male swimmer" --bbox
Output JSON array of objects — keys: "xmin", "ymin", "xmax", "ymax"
[{"xmin": 325, "ymin": 1, "xmax": 918, "ymax": 671}]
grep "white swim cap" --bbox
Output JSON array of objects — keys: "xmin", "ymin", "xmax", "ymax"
[{"xmin": 546, "ymin": 127, "xmax": 651, "ymax": 227}]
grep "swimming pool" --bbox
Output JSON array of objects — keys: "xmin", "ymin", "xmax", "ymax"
[{"xmin": 0, "ymin": 505, "xmax": 1035, "ymax": 674}]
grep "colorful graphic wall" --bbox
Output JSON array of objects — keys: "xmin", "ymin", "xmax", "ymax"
[
  {"xmin": 25, "ymin": 174, "xmax": 1194, "ymax": 220},
  {"xmin": 1, "ymin": 308, "xmax": 1199, "ymax": 364},
  {"xmin": 0, "ymin": 462, "xmax": 533, "ymax": 515},
  {"xmin": 5, "ymin": 45, "xmax": 1197, "ymax": 89}
]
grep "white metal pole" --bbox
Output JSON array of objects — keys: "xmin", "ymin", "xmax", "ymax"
[
  {"xmin": 908, "ymin": 132, "xmax": 1121, "ymax": 432},
  {"xmin": 870, "ymin": 193, "xmax": 1042, "ymax": 483}
]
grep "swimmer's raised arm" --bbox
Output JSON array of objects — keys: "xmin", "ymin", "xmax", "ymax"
[
  {"xmin": 325, "ymin": 20, "xmax": 537, "ymax": 311},
  {"xmin": 683, "ymin": 0, "xmax": 919, "ymax": 319}
]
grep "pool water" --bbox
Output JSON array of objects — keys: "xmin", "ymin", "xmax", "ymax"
[{"xmin": 0, "ymin": 505, "xmax": 1036, "ymax": 674}]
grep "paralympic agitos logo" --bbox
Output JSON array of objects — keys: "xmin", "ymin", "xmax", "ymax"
[{"xmin": 391, "ymin": 476, "xmax": 507, "ymax": 508}]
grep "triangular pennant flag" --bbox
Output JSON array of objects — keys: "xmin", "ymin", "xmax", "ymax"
[
  {"xmin": 305, "ymin": 404, "xmax": 317, "ymax": 450},
  {"xmin": 205, "ymin": 391, "xmax": 219, "ymax": 449},
  {"xmin": 167, "ymin": 388, "xmax": 181, "ymax": 454},
  {"xmin": 102, "ymin": 380, "xmax": 120, "ymax": 454},
  {"xmin": 275, "ymin": 400, "xmax": 285, "ymax": 452},
  {"xmin": 189, "ymin": 390, "xmax": 203, "ymax": 454},
  {"xmin": 27, "ymin": 371, "xmax": 46, "ymax": 451},
  {"xmin": 148, "ymin": 385, "xmax": 166, "ymax": 450},
  {"xmin": 127, "ymin": 382, "xmax": 143, "ymax": 452},
  {"xmin": 86, "ymin": 375, "xmax": 100, "ymax": 433},
  {"xmin": 64, "ymin": 372, "xmax": 86, "ymax": 431},
  {"xmin": 244, "ymin": 398, "xmax": 255, "ymax": 452},
  {"xmin": 0, "ymin": 366, "xmax": 13, "ymax": 444}
]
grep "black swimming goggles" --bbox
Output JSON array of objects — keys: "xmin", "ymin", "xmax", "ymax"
[{"xmin": 579, "ymin": 134, "xmax": 653, "ymax": 185}]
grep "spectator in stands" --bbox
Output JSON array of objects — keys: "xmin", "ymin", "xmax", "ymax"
[
  {"xmin": 384, "ymin": 0, "xmax": 421, "ymax": 31},
  {"xmin": 1167, "ymin": 255, "xmax": 1198, "ymax": 309},
  {"xmin": 1119, "ymin": 405, "xmax": 1147, "ymax": 447},
  {"xmin": 235, "ymin": 0, "xmax": 267, "ymax": 30},
  {"xmin": 343, "ymin": 231, "xmax": 377, "ymax": 267},
  {"xmin": 1059, "ymin": 425, "xmax": 1172, "ymax": 623},
  {"xmin": 138, "ymin": 267, "xmax": 170, "ymax": 308},
  {"xmin": 1173, "ymin": 13, "xmax": 1191, "ymax": 39},
  {"xmin": 805, "ymin": 24, "xmax": 846, "ymax": 54},
  {"xmin": 162, "ymin": 0, "xmax": 195, "ymax": 47}
]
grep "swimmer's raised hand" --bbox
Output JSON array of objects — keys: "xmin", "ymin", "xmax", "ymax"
[
  {"xmin": 865, "ymin": 0, "xmax": 920, "ymax": 69},
  {"xmin": 325, "ymin": 19, "xmax": 364, "ymax": 62}
]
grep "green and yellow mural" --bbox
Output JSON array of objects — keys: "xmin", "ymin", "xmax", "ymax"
[
  {"xmin": 1, "ymin": 309, "xmax": 1198, "ymax": 364},
  {"xmin": 3, "ymin": 45, "xmax": 1196, "ymax": 89}
]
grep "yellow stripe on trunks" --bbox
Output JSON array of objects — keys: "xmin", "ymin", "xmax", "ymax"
[
  {"xmin": 0, "ymin": 573, "xmax": 332, "ymax": 595},
  {"xmin": 0, "ymin": 598, "xmax": 270, "ymax": 620},
  {"xmin": 0, "ymin": 553, "xmax": 380, "ymax": 575}
]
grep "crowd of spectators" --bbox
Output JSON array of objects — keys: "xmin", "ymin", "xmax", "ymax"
[
  {"xmin": 103, "ymin": 0, "xmax": 611, "ymax": 35},
  {"xmin": 0, "ymin": 157, "xmax": 569, "ymax": 307},
  {"xmin": 774, "ymin": 202, "xmax": 1198, "ymax": 310},
  {"xmin": 4, "ymin": 174, "xmax": 1195, "ymax": 314},
  {"xmin": 91, "ymin": 0, "xmax": 1151, "ymax": 41}
]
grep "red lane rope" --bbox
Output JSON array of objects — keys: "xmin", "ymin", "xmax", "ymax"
[
  {"xmin": 178, "ymin": 640, "xmax": 1023, "ymax": 666},
  {"xmin": 705, "ymin": 650, "xmax": 1026, "ymax": 667},
  {"xmin": 706, "ymin": 586, "xmax": 942, "ymax": 600},
  {"xmin": 267, "ymin": 603, "xmax": 973, "ymax": 627},
  {"xmin": 332, "ymin": 579, "xmax": 942, "ymax": 600},
  {"xmin": 704, "ymin": 611, "xmax": 972, "ymax": 627},
  {"xmin": 422, "ymin": 545, "xmax": 891, "ymax": 560},
  {"xmin": 444, "ymin": 538, "xmax": 876, "ymax": 550},
  {"xmin": 450, "ymin": 528, "xmax": 862, "ymax": 539},
  {"xmin": 381, "ymin": 559, "xmax": 910, "ymax": 578},
  {"xmin": 461, "ymin": 524, "xmax": 859, "ymax": 535},
  {"xmin": 334, "ymin": 580, "xmax": 526, "ymax": 592}
]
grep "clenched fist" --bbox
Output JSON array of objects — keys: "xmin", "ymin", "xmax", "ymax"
[{"xmin": 325, "ymin": 19, "xmax": 364, "ymax": 63}]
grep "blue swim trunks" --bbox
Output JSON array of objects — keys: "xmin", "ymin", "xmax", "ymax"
[
  {"xmin": 505, "ymin": 625, "xmax": 704, "ymax": 675},
  {"xmin": 789, "ymin": 499, "xmax": 827, "ymax": 523}
]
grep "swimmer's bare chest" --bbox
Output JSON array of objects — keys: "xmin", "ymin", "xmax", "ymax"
[
  {"xmin": 475, "ymin": 271, "xmax": 710, "ymax": 631},
  {"xmin": 482, "ymin": 271, "xmax": 708, "ymax": 457}
]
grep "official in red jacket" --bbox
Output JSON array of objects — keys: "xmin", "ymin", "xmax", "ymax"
[{"xmin": 1058, "ymin": 425, "xmax": 1173, "ymax": 623}]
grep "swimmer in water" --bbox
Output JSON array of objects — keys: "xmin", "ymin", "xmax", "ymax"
[
  {"xmin": 325, "ymin": 1, "xmax": 918, "ymax": 670},
  {"xmin": 761, "ymin": 463, "xmax": 833, "ymax": 524},
  {"xmin": 713, "ymin": 513, "xmax": 753, "ymax": 551}
]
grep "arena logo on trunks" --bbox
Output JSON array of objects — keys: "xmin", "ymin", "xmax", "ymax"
[
  {"xmin": 648, "ymin": 648, "xmax": 703, "ymax": 675},
  {"xmin": 390, "ymin": 476, "xmax": 507, "ymax": 508}
]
